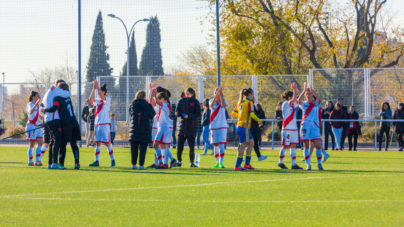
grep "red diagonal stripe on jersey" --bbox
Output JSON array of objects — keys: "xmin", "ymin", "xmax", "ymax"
[
  {"xmin": 282, "ymin": 102, "xmax": 295, "ymax": 129},
  {"xmin": 94, "ymin": 100, "xmax": 104, "ymax": 122},
  {"xmin": 210, "ymin": 104, "xmax": 221, "ymax": 124},
  {"xmin": 301, "ymin": 101, "xmax": 316, "ymax": 124}
]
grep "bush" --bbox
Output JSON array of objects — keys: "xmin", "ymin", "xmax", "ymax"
[
  {"xmin": 7, "ymin": 126, "xmax": 25, "ymax": 139},
  {"xmin": 266, "ymin": 126, "xmax": 281, "ymax": 141}
]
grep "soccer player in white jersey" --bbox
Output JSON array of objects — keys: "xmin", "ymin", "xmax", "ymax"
[
  {"xmin": 26, "ymin": 91, "xmax": 44, "ymax": 166},
  {"xmin": 298, "ymin": 82, "xmax": 324, "ymax": 170},
  {"xmin": 278, "ymin": 83, "xmax": 303, "ymax": 170},
  {"xmin": 88, "ymin": 80, "xmax": 116, "ymax": 167},
  {"xmin": 209, "ymin": 86, "xmax": 228, "ymax": 168},
  {"xmin": 151, "ymin": 88, "xmax": 173, "ymax": 169}
]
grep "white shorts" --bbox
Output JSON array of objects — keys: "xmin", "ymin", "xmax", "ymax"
[
  {"xmin": 26, "ymin": 123, "xmax": 42, "ymax": 141},
  {"xmin": 153, "ymin": 125, "xmax": 172, "ymax": 145},
  {"xmin": 300, "ymin": 122, "xmax": 321, "ymax": 142},
  {"xmin": 152, "ymin": 127, "xmax": 157, "ymax": 140},
  {"xmin": 95, "ymin": 124, "xmax": 111, "ymax": 144},
  {"xmin": 210, "ymin": 128, "xmax": 227, "ymax": 145},
  {"xmin": 281, "ymin": 130, "xmax": 299, "ymax": 146}
]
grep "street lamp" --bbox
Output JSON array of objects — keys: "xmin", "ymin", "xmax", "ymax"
[{"xmin": 108, "ymin": 14, "xmax": 149, "ymax": 123}]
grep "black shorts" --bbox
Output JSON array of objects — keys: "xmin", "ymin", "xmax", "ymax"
[
  {"xmin": 61, "ymin": 118, "xmax": 81, "ymax": 143},
  {"xmin": 44, "ymin": 124, "xmax": 50, "ymax": 144}
]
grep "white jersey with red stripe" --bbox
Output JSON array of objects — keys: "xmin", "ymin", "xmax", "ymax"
[
  {"xmin": 93, "ymin": 96, "xmax": 111, "ymax": 126},
  {"xmin": 209, "ymin": 99, "xmax": 229, "ymax": 130},
  {"xmin": 152, "ymin": 105, "xmax": 159, "ymax": 129},
  {"xmin": 27, "ymin": 102, "xmax": 40, "ymax": 126},
  {"xmin": 157, "ymin": 102, "xmax": 173, "ymax": 128},
  {"xmin": 301, "ymin": 100, "xmax": 322, "ymax": 127},
  {"xmin": 282, "ymin": 101, "xmax": 299, "ymax": 131}
]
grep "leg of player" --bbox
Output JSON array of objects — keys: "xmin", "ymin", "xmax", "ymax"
[
  {"xmin": 313, "ymin": 140, "xmax": 324, "ymax": 170},
  {"xmin": 28, "ymin": 140, "xmax": 35, "ymax": 166},
  {"xmin": 160, "ymin": 144, "xmax": 169, "ymax": 169},
  {"xmin": 90, "ymin": 142, "xmax": 102, "ymax": 167},
  {"xmin": 39, "ymin": 144, "xmax": 49, "ymax": 163},
  {"xmin": 235, "ymin": 142, "xmax": 247, "ymax": 171},
  {"xmin": 278, "ymin": 145, "xmax": 288, "ymax": 169},
  {"xmin": 34, "ymin": 138, "xmax": 43, "ymax": 166},
  {"xmin": 188, "ymin": 136, "xmax": 197, "ymax": 167},
  {"xmin": 104, "ymin": 142, "xmax": 115, "ymax": 167},
  {"xmin": 154, "ymin": 141, "xmax": 165, "ymax": 169},
  {"xmin": 59, "ymin": 139, "xmax": 68, "ymax": 167},
  {"xmin": 213, "ymin": 145, "xmax": 220, "ymax": 168},
  {"xmin": 219, "ymin": 143, "xmax": 225, "ymax": 168},
  {"xmin": 70, "ymin": 139, "xmax": 80, "ymax": 169},
  {"xmin": 243, "ymin": 138, "xmax": 255, "ymax": 170},
  {"xmin": 302, "ymin": 140, "xmax": 311, "ymax": 170}
]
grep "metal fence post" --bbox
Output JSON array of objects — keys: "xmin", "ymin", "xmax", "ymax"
[
  {"xmin": 272, "ymin": 120, "xmax": 274, "ymax": 150},
  {"xmin": 374, "ymin": 120, "xmax": 377, "ymax": 151},
  {"xmin": 322, "ymin": 120, "xmax": 325, "ymax": 149}
]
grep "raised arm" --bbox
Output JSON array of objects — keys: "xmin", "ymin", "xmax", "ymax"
[
  {"xmin": 298, "ymin": 82, "xmax": 307, "ymax": 108},
  {"xmin": 290, "ymin": 83, "xmax": 298, "ymax": 104},
  {"xmin": 88, "ymin": 80, "xmax": 97, "ymax": 104},
  {"xmin": 309, "ymin": 83, "xmax": 321, "ymax": 104}
]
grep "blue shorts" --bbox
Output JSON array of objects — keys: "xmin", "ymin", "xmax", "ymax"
[
  {"xmin": 300, "ymin": 122, "xmax": 321, "ymax": 142},
  {"xmin": 237, "ymin": 126, "xmax": 253, "ymax": 144}
]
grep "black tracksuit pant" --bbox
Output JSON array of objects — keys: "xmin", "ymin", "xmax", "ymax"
[
  {"xmin": 398, "ymin": 130, "xmax": 404, "ymax": 148},
  {"xmin": 131, "ymin": 141, "xmax": 148, "ymax": 166},
  {"xmin": 340, "ymin": 124, "xmax": 348, "ymax": 149},
  {"xmin": 348, "ymin": 129, "xmax": 358, "ymax": 150},
  {"xmin": 177, "ymin": 135, "xmax": 196, "ymax": 163},
  {"xmin": 252, "ymin": 135, "xmax": 261, "ymax": 158},
  {"xmin": 47, "ymin": 120, "xmax": 62, "ymax": 165},
  {"xmin": 379, "ymin": 125, "xmax": 390, "ymax": 150},
  {"xmin": 59, "ymin": 119, "xmax": 80, "ymax": 166}
]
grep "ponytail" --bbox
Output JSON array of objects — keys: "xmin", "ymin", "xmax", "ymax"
[
  {"xmin": 100, "ymin": 84, "xmax": 107, "ymax": 95},
  {"xmin": 237, "ymin": 90, "xmax": 244, "ymax": 107},
  {"xmin": 28, "ymin": 91, "xmax": 38, "ymax": 102},
  {"xmin": 237, "ymin": 88, "xmax": 253, "ymax": 106}
]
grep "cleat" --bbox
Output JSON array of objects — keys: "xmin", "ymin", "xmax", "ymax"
[
  {"xmin": 322, "ymin": 153, "xmax": 331, "ymax": 162},
  {"xmin": 51, "ymin": 163, "xmax": 66, "ymax": 170},
  {"xmin": 234, "ymin": 166, "xmax": 247, "ymax": 171},
  {"xmin": 306, "ymin": 165, "xmax": 311, "ymax": 171},
  {"xmin": 278, "ymin": 163, "xmax": 288, "ymax": 169},
  {"xmin": 170, "ymin": 159, "xmax": 178, "ymax": 168},
  {"xmin": 214, "ymin": 163, "xmax": 220, "ymax": 168},
  {"xmin": 317, "ymin": 164, "xmax": 324, "ymax": 171},
  {"xmin": 399, "ymin": 147, "xmax": 403, "ymax": 151},
  {"xmin": 89, "ymin": 161, "xmax": 99, "ymax": 167},
  {"xmin": 243, "ymin": 164, "xmax": 255, "ymax": 170},
  {"xmin": 75, "ymin": 163, "xmax": 80, "ymax": 170},
  {"xmin": 175, "ymin": 162, "xmax": 182, "ymax": 167},
  {"xmin": 291, "ymin": 164, "xmax": 303, "ymax": 169},
  {"xmin": 28, "ymin": 162, "xmax": 35, "ymax": 166},
  {"xmin": 110, "ymin": 160, "xmax": 116, "ymax": 167},
  {"xmin": 301, "ymin": 159, "xmax": 305, "ymax": 162},
  {"xmin": 210, "ymin": 151, "xmax": 214, "ymax": 155},
  {"xmin": 47, "ymin": 164, "xmax": 52, "ymax": 169},
  {"xmin": 257, "ymin": 155, "xmax": 267, "ymax": 161},
  {"xmin": 219, "ymin": 163, "xmax": 225, "ymax": 168},
  {"xmin": 132, "ymin": 165, "xmax": 138, "ymax": 170},
  {"xmin": 200, "ymin": 152, "xmax": 207, "ymax": 155},
  {"xmin": 138, "ymin": 165, "xmax": 145, "ymax": 170},
  {"xmin": 35, "ymin": 161, "xmax": 42, "ymax": 166},
  {"xmin": 147, "ymin": 164, "xmax": 157, "ymax": 169},
  {"xmin": 163, "ymin": 164, "xmax": 169, "ymax": 169},
  {"xmin": 190, "ymin": 162, "xmax": 198, "ymax": 168}
]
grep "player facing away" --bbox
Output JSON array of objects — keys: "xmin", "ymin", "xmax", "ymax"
[
  {"xmin": 88, "ymin": 80, "xmax": 116, "ymax": 167},
  {"xmin": 297, "ymin": 82, "xmax": 324, "ymax": 171},
  {"xmin": 151, "ymin": 89, "xmax": 174, "ymax": 169},
  {"xmin": 209, "ymin": 86, "xmax": 228, "ymax": 168},
  {"xmin": 278, "ymin": 83, "xmax": 303, "ymax": 170},
  {"xmin": 26, "ymin": 91, "xmax": 44, "ymax": 166},
  {"xmin": 37, "ymin": 103, "xmax": 49, "ymax": 165},
  {"xmin": 232, "ymin": 88, "xmax": 263, "ymax": 171}
]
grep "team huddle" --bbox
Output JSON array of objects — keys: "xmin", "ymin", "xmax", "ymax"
[{"xmin": 24, "ymin": 78, "xmax": 329, "ymax": 171}]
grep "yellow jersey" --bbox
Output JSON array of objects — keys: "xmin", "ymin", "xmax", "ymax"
[{"xmin": 232, "ymin": 98, "xmax": 261, "ymax": 129}]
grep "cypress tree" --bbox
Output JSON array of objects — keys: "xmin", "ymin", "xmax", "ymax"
[{"xmin": 139, "ymin": 16, "xmax": 164, "ymax": 76}]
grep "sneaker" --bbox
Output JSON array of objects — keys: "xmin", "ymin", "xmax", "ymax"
[
  {"xmin": 147, "ymin": 164, "xmax": 157, "ymax": 169},
  {"xmin": 257, "ymin": 155, "xmax": 267, "ymax": 161},
  {"xmin": 175, "ymin": 162, "xmax": 182, "ymax": 167},
  {"xmin": 190, "ymin": 163, "xmax": 198, "ymax": 168},
  {"xmin": 317, "ymin": 164, "xmax": 324, "ymax": 170},
  {"xmin": 28, "ymin": 162, "xmax": 35, "ymax": 166},
  {"xmin": 173, "ymin": 146, "xmax": 176, "ymax": 149},
  {"xmin": 35, "ymin": 161, "xmax": 42, "ymax": 166},
  {"xmin": 210, "ymin": 151, "xmax": 214, "ymax": 155},
  {"xmin": 47, "ymin": 164, "xmax": 52, "ymax": 169},
  {"xmin": 306, "ymin": 165, "xmax": 311, "ymax": 171},
  {"xmin": 214, "ymin": 163, "xmax": 220, "ymax": 168},
  {"xmin": 234, "ymin": 166, "xmax": 247, "ymax": 171},
  {"xmin": 399, "ymin": 147, "xmax": 403, "ymax": 151},
  {"xmin": 75, "ymin": 163, "xmax": 80, "ymax": 170},
  {"xmin": 156, "ymin": 165, "xmax": 164, "ymax": 169},
  {"xmin": 322, "ymin": 153, "xmax": 331, "ymax": 162},
  {"xmin": 243, "ymin": 164, "xmax": 255, "ymax": 170},
  {"xmin": 51, "ymin": 163, "xmax": 66, "ymax": 170},
  {"xmin": 132, "ymin": 165, "xmax": 138, "ymax": 170},
  {"xmin": 335, "ymin": 148, "xmax": 340, "ymax": 151},
  {"xmin": 301, "ymin": 159, "xmax": 305, "ymax": 162},
  {"xmin": 89, "ymin": 161, "xmax": 99, "ymax": 167},
  {"xmin": 111, "ymin": 160, "xmax": 116, "ymax": 167},
  {"xmin": 138, "ymin": 165, "xmax": 145, "ymax": 170},
  {"xmin": 291, "ymin": 164, "xmax": 303, "ymax": 169},
  {"xmin": 170, "ymin": 159, "xmax": 178, "ymax": 168},
  {"xmin": 278, "ymin": 163, "xmax": 288, "ymax": 169},
  {"xmin": 219, "ymin": 163, "xmax": 225, "ymax": 168},
  {"xmin": 201, "ymin": 152, "xmax": 207, "ymax": 155}
]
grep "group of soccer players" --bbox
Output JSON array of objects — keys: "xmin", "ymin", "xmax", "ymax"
[{"xmin": 24, "ymin": 79, "xmax": 329, "ymax": 171}]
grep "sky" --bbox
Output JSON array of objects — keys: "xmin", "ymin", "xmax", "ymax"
[{"xmin": 0, "ymin": 0, "xmax": 403, "ymax": 84}]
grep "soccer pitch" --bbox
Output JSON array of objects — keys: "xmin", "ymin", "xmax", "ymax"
[{"xmin": 0, "ymin": 147, "xmax": 403, "ymax": 226}]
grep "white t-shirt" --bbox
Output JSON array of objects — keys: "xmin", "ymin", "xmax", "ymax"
[
  {"xmin": 26, "ymin": 102, "xmax": 40, "ymax": 126},
  {"xmin": 157, "ymin": 102, "xmax": 173, "ymax": 127},
  {"xmin": 301, "ymin": 100, "xmax": 322, "ymax": 126},
  {"xmin": 282, "ymin": 101, "xmax": 299, "ymax": 131},
  {"xmin": 93, "ymin": 96, "xmax": 112, "ymax": 125},
  {"xmin": 209, "ymin": 99, "xmax": 229, "ymax": 130}
]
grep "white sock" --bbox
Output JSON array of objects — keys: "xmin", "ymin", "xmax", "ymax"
[
  {"xmin": 290, "ymin": 148, "xmax": 297, "ymax": 166},
  {"xmin": 39, "ymin": 145, "xmax": 48, "ymax": 161},
  {"xmin": 163, "ymin": 149, "xmax": 169, "ymax": 166},
  {"xmin": 95, "ymin": 146, "xmax": 101, "ymax": 161},
  {"xmin": 304, "ymin": 148, "xmax": 311, "ymax": 165},
  {"xmin": 35, "ymin": 146, "xmax": 41, "ymax": 162},
  {"xmin": 107, "ymin": 145, "xmax": 114, "ymax": 160},
  {"xmin": 165, "ymin": 147, "xmax": 173, "ymax": 161},
  {"xmin": 279, "ymin": 147, "xmax": 286, "ymax": 164},
  {"xmin": 214, "ymin": 146, "xmax": 220, "ymax": 163},
  {"xmin": 316, "ymin": 148, "xmax": 322, "ymax": 165},
  {"xmin": 155, "ymin": 147, "xmax": 163, "ymax": 165},
  {"xmin": 28, "ymin": 147, "xmax": 33, "ymax": 164},
  {"xmin": 219, "ymin": 144, "xmax": 225, "ymax": 163}
]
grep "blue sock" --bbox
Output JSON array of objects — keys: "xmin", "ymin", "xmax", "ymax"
[
  {"xmin": 155, "ymin": 147, "xmax": 162, "ymax": 164},
  {"xmin": 304, "ymin": 148, "xmax": 311, "ymax": 165},
  {"xmin": 235, "ymin": 156, "xmax": 243, "ymax": 168},
  {"xmin": 245, "ymin": 154, "xmax": 251, "ymax": 165}
]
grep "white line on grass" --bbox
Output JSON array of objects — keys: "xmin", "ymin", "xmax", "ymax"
[{"xmin": 0, "ymin": 174, "xmax": 399, "ymax": 199}]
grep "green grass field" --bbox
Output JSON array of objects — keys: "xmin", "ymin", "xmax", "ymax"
[{"xmin": 0, "ymin": 146, "xmax": 403, "ymax": 226}]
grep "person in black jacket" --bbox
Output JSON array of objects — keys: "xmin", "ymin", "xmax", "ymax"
[
  {"xmin": 82, "ymin": 99, "xmax": 93, "ymax": 146},
  {"xmin": 171, "ymin": 103, "xmax": 177, "ymax": 148},
  {"xmin": 275, "ymin": 102, "xmax": 283, "ymax": 132},
  {"xmin": 129, "ymin": 90, "xmax": 156, "ymax": 170},
  {"xmin": 296, "ymin": 103, "xmax": 303, "ymax": 149},
  {"xmin": 196, "ymin": 106, "xmax": 203, "ymax": 149},
  {"xmin": 201, "ymin": 99, "xmax": 214, "ymax": 155},
  {"xmin": 321, "ymin": 101, "xmax": 335, "ymax": 151},
  {"xmin": 393, "ymin": 103, "xmax": 404, "ymax": 151},
  {"xmin": 255, "ymin": 104, "xmax": 266, "ymax": 148},
  {"xmin": 337, "ymin": 98, "xmax": 349, "ymax": 150},
  {"xmin": 346, "ymin": 106, "xmax": 361, "ymax": 151},
  {"xmin": 251, "ymin": 101, "xmax": 267, "ymax": 161},
  {"xmin": 175, "ymin": 87, "xmax": 201, "ymax": 167}
]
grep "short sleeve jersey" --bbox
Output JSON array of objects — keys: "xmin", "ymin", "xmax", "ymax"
[
  {"xmin": 209, "ymin": 99, "xmax": 229, "ymax": 130},
  {"xmin": 157, "ymin": 102, "xmax": 173, "ymax": 127},
  {"xmin": 301, "ymin": 100, "xmax": 322, "ymax": 126},
  {"xmin": 27, "ymin": 102, "xmax": 40, "ymax": 126},
  {"xmin": 93, "ymin": 96, "xmax": 111, "ymax": 125},
  {"xmin": 282, "ymin": 101, "xmax": 299, "ymax": 131}
]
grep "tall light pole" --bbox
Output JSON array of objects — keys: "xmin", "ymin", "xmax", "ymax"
[
  {"xmin": 1, "ymin": 72, "xmax": 4, "ymax": 125},
  {"xmin": 108, "ymin": 14, "xmax": 149, "ymax": 123},
  {"xmin": 216, "ymin": 0, "xmax": 221, "ymax": 87}
]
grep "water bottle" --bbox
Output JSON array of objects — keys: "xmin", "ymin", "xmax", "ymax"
[{"xmin": 195, "ymin": 152, "xmax": 200, "ymax": 167}]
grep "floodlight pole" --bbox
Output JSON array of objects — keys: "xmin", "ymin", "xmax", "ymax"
[
  {"xmin": 216, "ymin": 0, "xmax": 221, "ymax": 87},
  {"xmin": 78, "ymin": 0, "xmax": 82, "ymax": 147},
  {"xmin": 108, "ymin": 14, "xmax": 149, "ymax": 123}
]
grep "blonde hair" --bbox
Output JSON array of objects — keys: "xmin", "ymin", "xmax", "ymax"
[{"xmin": 135, "ymin": 90, "xmax": 146, "ymax": 100}]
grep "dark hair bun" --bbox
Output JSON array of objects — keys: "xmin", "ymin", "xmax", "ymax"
[{"xmin": 101, "ymin": 84, "xmax": 107, "ymax": 89}]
